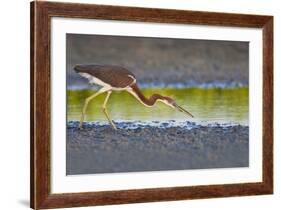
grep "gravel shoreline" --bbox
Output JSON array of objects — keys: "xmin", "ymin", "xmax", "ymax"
[{"xmin": 66, "ymin": 121, "xmax": 249, "ymax": 175}]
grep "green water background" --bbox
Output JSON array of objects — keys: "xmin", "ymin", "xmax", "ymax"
[{"xmin": 67, "ymin": 87, "xmax": 248, "ymax": 125}]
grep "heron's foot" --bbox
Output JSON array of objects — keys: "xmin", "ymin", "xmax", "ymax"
[
  {"xmin": 110, "ymin": 121, "xmax": 117, "ymax": 130},
  {"xmin": 102, "ymin": 107, "xmax": 117, "ymax": 130},
  {"xmin": 78, "ymin": 121, "xmax": 84, "ymax": 130}
]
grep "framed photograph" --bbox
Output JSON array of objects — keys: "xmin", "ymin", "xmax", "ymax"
[{"xmin": 30, "ymin": 1, "xmax": 273, "ymax": 209}]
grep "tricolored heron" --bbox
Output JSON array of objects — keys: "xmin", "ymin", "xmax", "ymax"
[{"xmin": 74, "ymin": 64, "xmax": 194, "ymax": 129}]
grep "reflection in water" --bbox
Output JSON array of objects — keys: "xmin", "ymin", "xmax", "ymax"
[{"xmin": 67, "ymin": 88, "xmax": 248, "ymax": 125}]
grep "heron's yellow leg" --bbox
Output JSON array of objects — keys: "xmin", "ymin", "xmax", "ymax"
[
  {"xmin": 102, "ymin": 91, "xmax": 117, "ymax": 130},
  {"xmin": 79, "ymin": 88, "xmax": 108, "ymax": 129}
]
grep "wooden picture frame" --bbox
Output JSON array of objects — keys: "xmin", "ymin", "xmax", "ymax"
[{"xmin": 30, "ymin": 1, "xmax": 273, "ymax": 209}]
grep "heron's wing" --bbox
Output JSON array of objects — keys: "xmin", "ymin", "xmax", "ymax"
[
  {"xmin": 75, "ymin": 65, "xmax": 136, "ymax": 88},
  {"xmin": 94, "ymin": 67, "xmax": 136, "ymax": 88}
]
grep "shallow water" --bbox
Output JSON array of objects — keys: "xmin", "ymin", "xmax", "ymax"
[{"xmin": 67, "ymin": 87, "xmax": 248, "ymax": 125}]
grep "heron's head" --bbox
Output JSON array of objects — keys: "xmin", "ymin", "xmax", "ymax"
[{"xmin": 160, "ymin": 96, "xmax": 194, "ymax": 118}]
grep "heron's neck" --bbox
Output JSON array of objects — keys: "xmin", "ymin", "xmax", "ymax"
[{"xmin": 129, "ymin": 84, "xmax": 166, "ymax": 107}]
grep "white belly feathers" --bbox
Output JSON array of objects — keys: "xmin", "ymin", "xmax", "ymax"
[{"xmin": 79, "ymin": 72, "xmax": 135, "ymax": 90}]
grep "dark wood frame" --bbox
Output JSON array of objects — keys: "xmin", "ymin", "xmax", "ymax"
[{"xmin": 30, "ymin": 1, "xmax": 273, "ymax": 209}]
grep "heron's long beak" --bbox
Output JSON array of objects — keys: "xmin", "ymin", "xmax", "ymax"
[{"xmin": 175, "ymin": 104, "xmax": 194, "ymax": 118}]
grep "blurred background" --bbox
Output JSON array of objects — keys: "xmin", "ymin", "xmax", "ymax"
[
  {"xmin": 66, "ymin": 34, "xmax": 249, "ymax": 125},
  {"xmin": 66, "ymin": 34, "xmax": 249, "ymax": 89}
]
